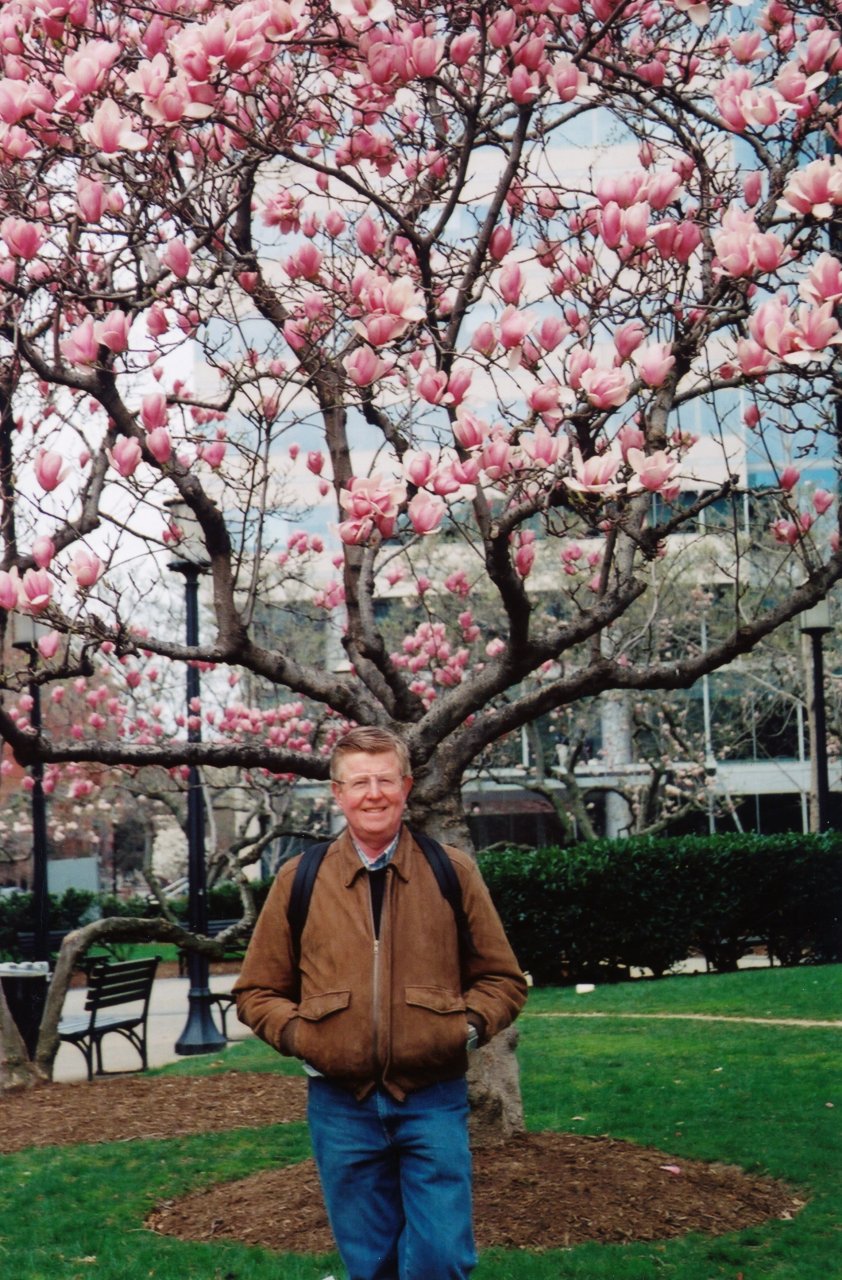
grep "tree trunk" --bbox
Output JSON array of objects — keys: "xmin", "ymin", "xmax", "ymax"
[
  {"xmin": 0, "ymin": 981, "xmax": 41, "ymax": 1090},
  {"xmin": 408, "ymin": 778, "xmax": 526, "ymax": 1142}
]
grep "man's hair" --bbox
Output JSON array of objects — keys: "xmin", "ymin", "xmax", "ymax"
[{"xmin": 330, "ymin": 726, "xmax": 411, "ymax": 780}]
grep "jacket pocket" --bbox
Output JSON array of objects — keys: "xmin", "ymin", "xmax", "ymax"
[
  {"xmin": 299, "ymin": 990, "xmax": 351, "ymax": 1022},
  {"xmin": 295, "ymin": 989, "xmax": 367, "ymax": 1077},
  {"xmin": 398, "ymin": 985, "xmax": 468, "ymax": 1070}
]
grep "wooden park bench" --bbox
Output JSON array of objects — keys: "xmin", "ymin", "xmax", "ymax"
[{"xmin": 57, "ymin": 957, "xmax": 159, "ymax": 1081}]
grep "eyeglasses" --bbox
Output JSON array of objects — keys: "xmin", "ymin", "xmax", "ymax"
[{"xmin": 333, "ymin": 775, "xmax": 406, "ymax": 797}]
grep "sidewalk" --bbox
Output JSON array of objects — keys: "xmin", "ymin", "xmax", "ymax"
[{"xmin": 53, "ymin": 971, "xmax": 252, "ymax": 1083}]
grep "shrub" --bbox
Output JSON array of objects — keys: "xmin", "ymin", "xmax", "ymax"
[{"xmin": 479, "ymin": 832, "xmax": 842, "ymax": 984}]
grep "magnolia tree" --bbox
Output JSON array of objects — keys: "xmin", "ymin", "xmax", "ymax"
[{"xmin": 0, "ymin": 0, "xmax": 840, "ymax": 1102}]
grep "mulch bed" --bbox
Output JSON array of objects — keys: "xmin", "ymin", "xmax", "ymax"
[{"xmin": 0, "ymin": 1071, "xmax": 803, "ymax": 1253}]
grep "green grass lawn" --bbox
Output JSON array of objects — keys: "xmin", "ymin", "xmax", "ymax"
[{"xmin": 0, "ymin": 965, "xmax": 839, "ymax": 1279}]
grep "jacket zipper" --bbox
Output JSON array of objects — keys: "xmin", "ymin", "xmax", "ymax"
[{"xmin": 370, "ymin": 871, "xmax": 389, "ymax": 1078}]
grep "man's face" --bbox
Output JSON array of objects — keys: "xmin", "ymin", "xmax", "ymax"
[{"xmin": 331, "ymin": 749, "xmax": 413, "ymax": 852}]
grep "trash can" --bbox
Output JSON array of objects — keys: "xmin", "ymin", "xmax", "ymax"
[{"xmin": 0, "ymin": 962, "xmax": 50, "ymax": 1057}]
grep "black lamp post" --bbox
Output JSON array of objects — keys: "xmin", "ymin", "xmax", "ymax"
[
  {"xmin": 12, "ymin": 615, "xmax": 50, "ymax": 964},
  {"xmin": 168, "ymin": 500, "xmax": 226, "ymax": 1055},
  {"xmin": 800, "ymin": 601, "xmax": 833, "ymax": 833}
]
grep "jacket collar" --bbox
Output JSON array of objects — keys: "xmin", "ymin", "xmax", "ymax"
[{"xmin": 336, "ymin": 824, "xmax": 414, "ymax": 887}]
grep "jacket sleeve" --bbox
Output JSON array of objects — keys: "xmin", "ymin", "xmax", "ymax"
[
  {"xmin": 448, "ymin": 847, "xmax": 528, "ymax": 1042},
  {"xmin": 232, "ymin": 858, "xmax": 301, "ymax": 1054}
]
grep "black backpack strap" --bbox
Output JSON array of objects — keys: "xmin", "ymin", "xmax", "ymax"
[
  {"xmin": 408, "ymin": 828, "xmax": 474, "ymax": 961},
  {"xmin": 288, "ymin": 840, "xmax": 331, "ymax": 965}
]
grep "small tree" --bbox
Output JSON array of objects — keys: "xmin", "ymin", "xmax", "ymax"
[{"xmin": 0, "ymin": 0, "xmax": 840, "ymax": 1117}]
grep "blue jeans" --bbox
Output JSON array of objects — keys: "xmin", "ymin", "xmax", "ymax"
[{"xmin": 307, "ymin": 1076, "xmax": 477, "ymax": 1280}]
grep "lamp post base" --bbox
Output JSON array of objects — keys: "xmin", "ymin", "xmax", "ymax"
[{"xmin": 175, "ymin": 985, "xmax": 227, "ymax": 1055}]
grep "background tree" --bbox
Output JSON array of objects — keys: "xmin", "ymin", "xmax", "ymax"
[{"xmin": 0, "ymin": 0, "xmax": 840, "ymax": 1108}]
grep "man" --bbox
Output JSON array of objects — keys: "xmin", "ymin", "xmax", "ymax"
[{"xmin": 234, "ymin": 726, "xmax": 527, "ymax": 1280}]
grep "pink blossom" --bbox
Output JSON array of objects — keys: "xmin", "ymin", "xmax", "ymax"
[
  {"xmin": 76, "ymin": 174, "xmax": 106, "ymax": 222},
  {"xmin": 306, "ymin": 451, "xmax": 325, "ymax": 475},
  {"xmin": 563, "ymin": 447, "xmax": 622, "ymax": 496},
  {"xmin": 499, "ymin": 305, "xmax": 535, "ymax": 351},
  {"xmin": 633, "ymin": 342, "xmax": 675, "ymax": 387},
  {"xmin": 146, "ymin": 303, "xmax": 169, "ymax": 338},
  {"xmin": 409, "ymin": 36, "xmax": 442, "ymax": 78},
  {"xmin": 450, "ymin": 31, "xmax": 479, "ymax": 66},
  {"xmin": 770, "ymin": 517, "xmax": 801, "ymax": 545},
  {"xmin": 498, "ymin": 260, "xmax": 523, "ymax": 305},
  {"xmin": 514, "ymin": 541, "xmax": 536, "ymax": 578},
  {"xmin": 567, "ymin": 346, "xmax": 597, "ymax": 390},
  {"xmin": 60, "ymin": 314, "xmax": 99, "ymax": 366},
  {"xmin": 356, "ymin": 214, "xmax": 386, "ymax": 256},
  {"xmin": 62, "ymin": 39, "xmax": 121, "ymax": 96},
  {"xmin": 331, "ymin": 0, "xmax": 396, "ymax": 30},
  {"xmin": 1, "ymin": 216, "xmax": 45, "ymax": 260},
  {"xmin": 199, "ymin": 440, "xmax": 227, "ymax": 469},
  {"xmin": 161, "ymin": 238, "xmax": 192, "ymax": 278},
  {"xmin": 813, "ymin": 489, "xmax": 834, "ymax": 515},
  {"xmin": 489, "ymin": 225, "xmax": 513, "ymax": 260},
  {"xmin": 779, "ymin": 466, "xmax": 800, "ymax": 491},
  {"xmin": 548, "ymin": 56, "xmax": 589, "ymax": 102},
  {"xmin": 792, "ymin": 302, "xmax": 842, "ymax": 358},
  {"xmin": 480, "ymin": 437, "xmax": 513, "ymax": 480},
  {"xmin": 799, "ymin": 253, "xmax": 842, "ymax": 306},
  {"xmin": 339, "ymin": 473, "xmax": 406, "ymax": 540},
  {"xmin": 32, "ymin": 535, "xmax": 55, "ymax": 569},
  {"xmin": 417, "ymin": 368, "xmax": 451, "ymax": 405},
  {"xmin": 408, "ymin": 491, "xmax": 445, "ymax": 535},
  {"xmin": 141, "ymin": 391, "xmax": 168, "ymax": 432},
  {"xmin": 109, "ymin": 436, "xmax": 142, "ymax": 477},
  {"xmin": 146, "ymin": 427, "xmax": 172, "ymax": 463},
  {"xmin": 37, "ymin": 631, "xmax": 60, "ymax": 660},
  {"xmin": 522, "ymin": 424, "xmax": 566, "ymax": 468},
  {"xmin": 96, "ymin": 311, "xmax": 130, "ymax": 353},
  {"xmin": 626, "ymin": 447, "xmax": 678, "ymax": 493},
  {"xmin": 650, "ymin": 219, "xmax": 702, "ymax": 264},
  {"xmin": 485, "ymin": 637, "xmax": 506, "ymax": 657},
  {"xmin": 617, "ymin": 423, "xmax": 646, "ymax": 458},
  {"xmin": 20, "ymin": 568, "xmax": 53, "ymax": 613},
  {"xmin": 444, "ymin": 570, "xmax": 471, "ymax": 598},
  {"xmin": 446, "ymin": 367, "xmax": 472, "ymax": 406},
  {"xmin": 343, "ymin": 345, "xmax": 395, "ymax": 387},
  {"xmin": 735, "ymin": 337, "xmax": 774, "ymax": 376},
  {"xmin": 80, "ymin": 99, "xmax": 147, "ymax": 153},
  {"xmin": 579, "ymin": 365, "xmax": 632, "ymax": 409},
  {"xmin": 403, "ymin": 450, "xmax": 434, "ymax": 488},
  {"xmin": 70, "ymin": 547, "xmax": 103, "ymax": 588},
  {"xmin": 614, "ymin": 322, "xmax": 647, "ymax": 362},
  {"xmin": 0, "ymin": 568, "xmax": 19, "ymax": 610},
  {"xmin": 453, "ymin": 409, "xmax": 489, "ymax": 451},
  {"xmin": 780, "ymin": 157, "xmax": 842, "ymax": 219},
  {"xmin": 598, "ymin": 201, "xmax": 622, "ymax": 249},
  {"xmin": 470, "ymin": 321, "xmax": 497, "ymax": 357},
  {"xmin": 284, "ymin": 242, "xmax": 322, "ymax": 281},
  {"xmin": 34, "ymin": 449, "xmax": 67, "ymax": 492}
]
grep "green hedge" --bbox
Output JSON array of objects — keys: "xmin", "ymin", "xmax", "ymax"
[
  {"xmin": 478, "ymin": 832, "xmax": 842, "ymax": 985},
  {"xmin": 0, "ymin": 881, "xmax": 274, "ymax": 961}
]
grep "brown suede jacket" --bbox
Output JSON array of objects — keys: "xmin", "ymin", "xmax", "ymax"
[{"xmin": 233, "ymin": 826, "xmax": 527, "ymax": 1099}]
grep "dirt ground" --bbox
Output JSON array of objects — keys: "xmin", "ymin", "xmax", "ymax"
[{"xmin": 0, "ymin": 1070, "xmax": 803, "ymax": 1254}]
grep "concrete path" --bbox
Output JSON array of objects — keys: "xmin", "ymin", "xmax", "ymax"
[{"xmin": 53, "ymin": 972, "xmax": 253, "ymax": 1083}]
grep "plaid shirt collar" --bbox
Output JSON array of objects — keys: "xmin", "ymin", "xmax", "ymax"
[{"xmin": 351, "ymin": 828, "xmax": 401, "ymax": 872}]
